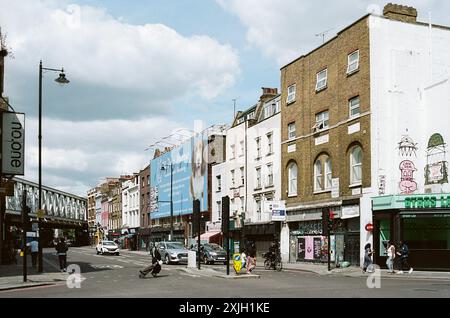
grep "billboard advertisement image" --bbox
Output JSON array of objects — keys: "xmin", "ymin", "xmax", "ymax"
[{"xmin": 150, "ymin": 133, "xmax": 208, "ymax": 219}]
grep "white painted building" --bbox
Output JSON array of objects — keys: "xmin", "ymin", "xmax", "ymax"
[
  {"xmin": 367, "ymin": 11, "xmax": 450, "ymax": 269},
  {"xmin": 211, "ymin": 162, "xmax": 228, "ymax": 225},
  {"xmin": 122, "ymin": 175, "xmax": 140, "ymax": 230},
  {"xmin": 224, "ymin": 88, "xmax": 281, "ymax": 255}
]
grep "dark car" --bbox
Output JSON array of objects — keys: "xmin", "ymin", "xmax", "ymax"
[{"xmin": 191, "ymin": 243, "xmax": 227, "ymax": 265}]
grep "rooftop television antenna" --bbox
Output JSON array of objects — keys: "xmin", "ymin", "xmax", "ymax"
[{"xmin": 315, "ymin": 28, "xmax": 334, "ymax": 44}]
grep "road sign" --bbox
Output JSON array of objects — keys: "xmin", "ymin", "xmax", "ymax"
[{"xmin": 37, "ymin": 209, "xmax": 45, "ymax": 218}]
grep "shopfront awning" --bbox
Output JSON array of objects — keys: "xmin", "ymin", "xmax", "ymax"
[{"xmin": 195, "ymin": 231, "xmax": 221, "ymax": 243}]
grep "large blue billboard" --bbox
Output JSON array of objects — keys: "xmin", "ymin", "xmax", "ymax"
[{"xmin": 150, "ymin": 134, "xmax": 208, "ymax": 219}]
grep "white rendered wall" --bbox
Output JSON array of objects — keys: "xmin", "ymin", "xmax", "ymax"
[{"xmin": 367, "ymin": 15, "xmax": 450, "ymax": 263}]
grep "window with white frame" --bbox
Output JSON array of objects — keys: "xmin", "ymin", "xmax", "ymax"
[
  {"xmin": 316, "ymin": 69, "xmax": 328, "ymax": 91},
  {"xmin": 240, "ymin": 167, "xmax": 245, "ymax": 186},
  {"xmin": 267, "ymin": 132, "xmax": 273, "ymax": 154},
  {"xmin": 288, "ymin": 122, "xmax": 296, "ymax": 140},
  {"xmin": 239, "ymin": 140, "xmax": 244, "ymax": 157},
  {"xmin": 216, "ymin": 201, "xmax": 221, "ymax": 216},
  {"xmin": 240, "ymin": 197, "xmax": 244, "ymax": 213},
  {"xmin": 325, "ymin": 158, "xmax": 332, "ymax": 190},
  {"xmin": 256, "ymin": 199, "xmax": 262, "ymax": 221},
  {"xmin": 314, "ymin": 160, "xmax": 323, "ymax": 191},
  {"xmin": 350, "ymin": 146, "xmax": 362, "ymax": 185},
  {"xmin": 255, "ymin": 167, "xmax": 262, "ymax": 189},
  {"xmin": 349, "ymin": 96, "xmax": 360, "ymax": 118},
  {"xmin": 314, "ymin": 110, "xmax": 329, "ymax": 132},
  {"xmin": 288, "ymin": 162, "xmax": 298, "ymax": 196},
  {"xmin": 347, "ymin": 50, "xmax": 360, "ymax": 74},
  {"xmin": 267, "ymin": 163, "xmax": 273, "ymax": 187},
  {"xmin": 216, "ymin": 175, "xmax": 222, "ymax": 192},
  {"xmin": 230, "ymin": 145, "xmax": 235, "ymax": 159},
  {"xmin": 231, "ymin": 170, "xmax": 235, "ymax": 188},
  {"xmin": 247, "ymin": 111, "xmax": 256, "ymax": 120},
  {"xmin": 287, "ymin": 84, "xmax": 296, "ymax": 104},
  {"xmin": 256, "ymin": 137, "xmax": 261, "ymax": 159},
  {"xmin": 264, "ymin": 102, "xmax": 278, "ymax": 118}
]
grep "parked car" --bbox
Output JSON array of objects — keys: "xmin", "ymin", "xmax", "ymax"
[
  {"xmin": 96, "ymin": 241, "xmax": 120, "ymax": 255},
  {"xmin": 191, "ymin": 243, "xmax": 227, "ymax": 265},
  {"xmin": 156, "ymin": 241, "xmax": 189, "ymax": 264}
]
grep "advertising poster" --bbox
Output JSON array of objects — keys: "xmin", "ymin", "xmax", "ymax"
[
  {"xmin": 313, "ymin": 237, "xmax": 322, "ymax": 260},
  {"xmin": 150, "ymin": 133, "xmax": 208, "ymax": 218},
  {"xmin": 305, "ymin": 236, "xmax": 314, "ymax": 260},
  {"xmin": 297, "ymin": 237, "xmax": 305, "ymax": 260}
]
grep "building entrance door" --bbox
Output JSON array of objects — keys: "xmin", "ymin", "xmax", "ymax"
[{"xmin": 344, "ymin": 233, "xmax": 360, "ymax": 266}]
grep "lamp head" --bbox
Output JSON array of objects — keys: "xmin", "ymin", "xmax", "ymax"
[{"xmin": 55, "ymin": 70, "xmax": 70, "ymax": 85}]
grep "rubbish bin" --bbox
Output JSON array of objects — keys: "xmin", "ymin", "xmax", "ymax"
[{"xmin": 187, "ymin": 251, "xmax": 196, "ymax": 268}]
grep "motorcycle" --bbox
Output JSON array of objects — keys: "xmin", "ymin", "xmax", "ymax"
[
  {"xmin": 263, "ymin": 252, "xmax": 282, "ymax": 271},
  {"xmin": 139, "ymin": 260, "xmax": 162, "ymax": 278}
]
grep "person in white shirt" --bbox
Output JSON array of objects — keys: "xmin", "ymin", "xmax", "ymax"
[
  {"xmin": 386, "ymin": 241, "xmax": 396, "ymax": 274},
  {"xmin": 27, "ymin": 239, "xmax": 39, "ymax": 268}
]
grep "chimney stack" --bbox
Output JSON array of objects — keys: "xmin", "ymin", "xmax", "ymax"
[
  {"xmin": 260, "ymin": 87, "xmax": 278, "ymax": 103},
  {"xmin": 383, "ymin": 3, "xmax": 417, "ymax": 23}
]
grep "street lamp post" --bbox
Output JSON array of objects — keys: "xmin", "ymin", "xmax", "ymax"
[
  {"xmin": 160, "ymin": 164, "xmax": 174, "ymax": 241},
  {"xmin": 37, "ymin": 60, "xmax": 69, "ymax": 272}
]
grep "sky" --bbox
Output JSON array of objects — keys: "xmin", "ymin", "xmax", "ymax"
[{"xmin": 0, "ymin": 0, "xmax": 449, "ymax": 197}]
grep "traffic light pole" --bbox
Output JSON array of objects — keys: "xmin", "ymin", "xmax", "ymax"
[
  {"xmin": 21, "ymin": 189, "xmax": 27, "ymax": 282},
  {"xmin": 327, "ymin": 232, "xmax": 331, "ymax": 272}
]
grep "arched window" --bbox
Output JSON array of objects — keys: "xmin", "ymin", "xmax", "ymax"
[
  {"xmin": 314, "ymin": 160, "xmax": 323, "ymax": 191},
  {"xmin": 350, "ymin": 146, "xmax": 362, "ymax": 184},
  {"xmin": 314, "ymin": 155, "xmax": 332, "ymax": 192},
  {"xmin": 288, "ymin": 162, "xmax": 298, "ymax": 196},
  {"xmin": 325, "ymin": 158, "xmax": 332, "ymax": 190}
]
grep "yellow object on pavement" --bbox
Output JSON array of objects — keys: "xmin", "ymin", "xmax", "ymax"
[{"xmin": 233, "ymin": 253, "xmax": 242, "ymax": 273}]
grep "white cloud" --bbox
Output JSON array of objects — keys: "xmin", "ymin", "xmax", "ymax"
[
  {"xmin": 217, "ymin": 0, "xmax": 450, "ymax": 66},
  {"xmin": 1, "ymin": 0, "xmax": 240, "ymax": 100},
  {"xmin": 23, "ymin": 116, "xmax": 186, "ymax": 195}
]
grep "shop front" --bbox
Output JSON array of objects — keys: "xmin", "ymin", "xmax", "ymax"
[
  {"xmin": 244, "ymin": 222, "xmax": 281, "ymax": 258},
  {"xmin": 287, "ymin": 205, "xmax": 360, "ymax": 267},
  {"xmin": 373, "ymin": 194, "xmax": 450, "ymax": 270}
]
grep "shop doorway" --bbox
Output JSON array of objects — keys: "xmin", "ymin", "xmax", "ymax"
[{"xmin": 344, "ymin": 233, "xmax": 360, "ymax": 266}]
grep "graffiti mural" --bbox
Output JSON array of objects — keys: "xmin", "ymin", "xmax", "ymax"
[
  {"xmin": 398, "ymin": 132, "xmax": 419, "ymax": 194},
  {"xmin": 378, "ymin": 175, "xmax": 386, "ymax": 195},
  {"xmin": 398, "ymin": 132, "xmax": 418, "ymax": 157},
  {"xmin": 399, "ymin": 160, "xmax": 418, "ymax": 194},
  {"xmin": 425, "ymin": 133, "xmax": 448, "ymax": 185}
]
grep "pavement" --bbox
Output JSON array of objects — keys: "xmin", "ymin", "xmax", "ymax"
[
  {"xmin": 0, "ymin": 255, "xmax": 69, "ymax": 291},
  {"xmin": 281, "ymin": 262, "xmax": 450, "ymax": 280}
]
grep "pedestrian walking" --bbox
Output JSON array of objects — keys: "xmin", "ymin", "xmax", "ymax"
[
  {"xmin": 386, "ymin": 241, "xmax": 396, "ymax": 274},
  {"xmin": 397, "ymin": 240, "xmax": 413, "ymax": 274},
  {"xmin": 241, "ymin": 249, "xmax": 247, "ymax": 270},
  {"xmin": 27, "ymin": 238, "xmax": 39, "ymax": 268},
  {"xmin": 363, "ymin": 243, "xmax": 374, "ymax": 273},
  {"xmin": 246, "ymin": 241, "xmax": 256, "ymax": 274},
  {"xmin": 55, "ymin": 237, "xmax": 69, "ymax": 272}
]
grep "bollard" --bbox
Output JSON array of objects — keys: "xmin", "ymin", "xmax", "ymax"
[{"xmin": 187, "ymin": 250, "xmax": 196, "ymax": 268}]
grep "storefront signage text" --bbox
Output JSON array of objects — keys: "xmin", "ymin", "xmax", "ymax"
[{"xmin": 404, "ymin": 195, "xmax": 450, "ymax": 209}]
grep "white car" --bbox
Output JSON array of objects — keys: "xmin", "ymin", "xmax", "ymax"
[{"xmin": 96, "ymin": 241, "xmax": 120, "ymax": 255}]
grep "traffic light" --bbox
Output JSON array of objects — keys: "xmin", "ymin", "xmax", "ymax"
[
  {"xmin": 322, "ymin": 208, "xmax": 334, "ymax": 235},
  {"xmin": 327, "ymin": 210, "xmax": 334, "ymax": 234},
  {"xmin": 22, "ymin": 205, "xmax": 32, "ymax": 231},
  {"xmin": 221, "ymin": 196, "xmax": 230, "ymax": 236},
  {"xmin": 192, "ymin": 199, "xmax": 200, "ymax": 237}
]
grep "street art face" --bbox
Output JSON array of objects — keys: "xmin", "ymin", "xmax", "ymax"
[
  {"xmin": 425, "ymin": 133, "xmax": 448, "ymax": 185},
  {"xmin": 399, "ymin": 160, "xmax": 418, "ymax": 194}
]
